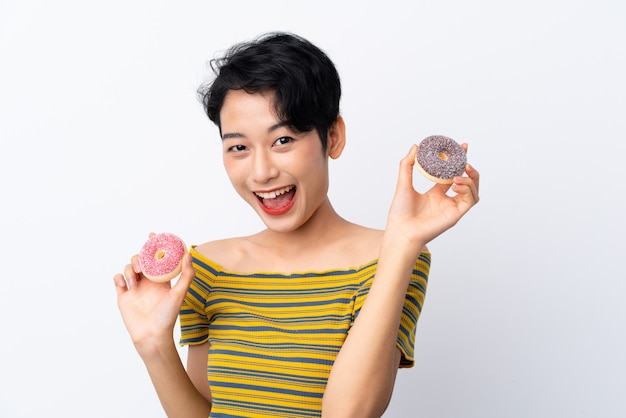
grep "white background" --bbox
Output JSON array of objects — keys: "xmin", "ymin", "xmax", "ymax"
[{"xmin": 1, "ymin": 1, "xmax": 625, "ymax": 417}]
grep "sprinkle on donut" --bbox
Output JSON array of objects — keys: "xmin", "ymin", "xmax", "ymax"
[
  {"xmin": 415, "ymin": 135, "xmax": 467, "ymax": 184},
  {"xmin": 138, "ymin": 232, "xmax": 187, "ymax": 282}
]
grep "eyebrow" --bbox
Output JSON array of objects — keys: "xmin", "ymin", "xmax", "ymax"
[{"xmin": 221, "ymin": 121, "xmax": 290, "ymax": 140}]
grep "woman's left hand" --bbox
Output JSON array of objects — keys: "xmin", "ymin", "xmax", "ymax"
[{"xmin": 386, "ymin": 143, "xmax": 480, "ymax": 247}]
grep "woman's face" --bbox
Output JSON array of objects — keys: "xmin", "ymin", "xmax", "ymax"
[{"xmin": 219, "ymin": 89, "xmax": 331, "ymax": 233}]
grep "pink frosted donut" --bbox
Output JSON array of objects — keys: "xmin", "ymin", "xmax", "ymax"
[
  {"xmin": 138, "ymin": 233, "xmax": 187, "ymax": 282},
  {"xmin": 415, "ymin": 135, "xmax": 466, "ymax": 184}
]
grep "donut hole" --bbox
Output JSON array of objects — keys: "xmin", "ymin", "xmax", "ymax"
[
  {"xmin": 438, "ymin": 152, "xmax": 449, "ymax": 161},
  {"xmin": 155, "ymin": 249, "xmax": 166, "ymax": 260}
]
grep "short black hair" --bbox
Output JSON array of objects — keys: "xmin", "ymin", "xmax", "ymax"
[{"xmin": 197, "ymin": 32, "xmax": 341, "ymax": 151}]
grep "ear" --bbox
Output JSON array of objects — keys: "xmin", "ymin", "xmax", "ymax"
[{"xmin": 327, "ymin": 115, "xmax": 346, "ymax": 159}]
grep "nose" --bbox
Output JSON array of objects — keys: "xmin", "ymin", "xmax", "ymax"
[{"xmin": 251, "ymin": 149, "xmax": 279, "ymax": 184}]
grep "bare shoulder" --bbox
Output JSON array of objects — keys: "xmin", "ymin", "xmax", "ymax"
[
  {"xmin": 191, "ymin": 223, "xmax": 426, "ymax": 273},
  {"xmin": 344, "ymin": 224, "xmax": 384, "ymax": 252},
  {"xmin": 331, "ymin": 223, "xmax": 384, "ymax": 267},
  {"xmin": 193, "ymin": 237, "xmax": 251, "ymax": 267},
  {"xmin": 193, "ymin": 226, "xmax": 383, "ymax": 273}
]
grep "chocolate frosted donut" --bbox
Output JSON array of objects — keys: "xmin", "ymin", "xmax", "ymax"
[{"xmin": 415, "ymin": 135, "xmax": 466, "ymax": 184}]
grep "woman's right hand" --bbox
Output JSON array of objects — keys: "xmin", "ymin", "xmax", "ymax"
[{"xmin": 113, "ymin": 248, "xmax": 195, "ymax": 355}]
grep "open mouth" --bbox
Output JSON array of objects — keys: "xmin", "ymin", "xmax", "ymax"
[{"xmin": 254, "ymin": 185, "xmax": 296, "ymax": 212}]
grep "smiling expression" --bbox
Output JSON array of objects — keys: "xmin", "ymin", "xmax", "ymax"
[{"xmin": 220, "ymin": 90, "xmax": 334, "ymax": 232}]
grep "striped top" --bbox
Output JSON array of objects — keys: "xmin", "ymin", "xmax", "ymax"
[{"xmin": 180, "ymin": 246, "xmax": 431, "ymax": 417}]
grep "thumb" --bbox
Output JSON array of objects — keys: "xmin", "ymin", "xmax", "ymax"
[
  {"xmin": 172, "ymin": 252, "xmax": 195, "ymax": 297},
  {"xmin": 394, "ymin": 144, "xmax": 417, "ymax": 193}
]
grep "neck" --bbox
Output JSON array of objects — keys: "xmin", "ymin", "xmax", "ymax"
[{"xmin": 257, "ymin": 198, "xmax": 350, "ymax": 253}]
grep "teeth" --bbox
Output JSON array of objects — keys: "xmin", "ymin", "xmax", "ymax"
[{"xmin": 255, "ymin": 185, "xmax": 294, "ymax": 199}]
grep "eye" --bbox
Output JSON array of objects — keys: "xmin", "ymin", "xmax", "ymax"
[
  {"xmin": 228, "ymin": 144, "xmax": 247, "ymax": 152},
  {"xmin": 273, "ymin": 136, "xmax": 293, "ymax": 146}
]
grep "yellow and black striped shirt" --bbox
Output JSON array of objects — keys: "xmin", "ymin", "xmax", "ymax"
[{"xmin": 180, "ymin": 246, "xmax": 431, "ymax": 417}]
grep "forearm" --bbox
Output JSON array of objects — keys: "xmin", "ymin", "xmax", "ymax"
[
  {"xmin": 322, "ymin": 235, "xmax": 423, "ymax": 417},
  {"xmin": 137, "ymin": 339, "xmax": 211, "ymax": 418}
]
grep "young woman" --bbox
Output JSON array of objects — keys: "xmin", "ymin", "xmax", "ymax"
[{"xmin": 114, "ymin": 32, "xmax": 480, "ymax": 418}]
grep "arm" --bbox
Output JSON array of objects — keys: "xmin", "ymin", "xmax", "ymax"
[
  {"xmin": 322, "ymin": 144, "xmax": 479, "ymax": 417},
  {"xmin": 187, "ymin": 342, "xmax": 213, "ymax": 403},
  {"xmin": 114, "ymin": 251, "xmax": 212, "ymax": 417}
]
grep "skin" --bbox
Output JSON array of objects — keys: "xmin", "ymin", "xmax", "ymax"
[{"xmin": 114, "ymin": 89, "xmax": 480, "ymax": 418}]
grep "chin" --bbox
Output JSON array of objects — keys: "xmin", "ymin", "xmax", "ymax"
[
  {"xmin": 256, "ymin": 208, "xmax": 309, "ymax": 233},
  {"xmin": 260, "ymin": 217, "xmax": 302, "ymax": 233}
]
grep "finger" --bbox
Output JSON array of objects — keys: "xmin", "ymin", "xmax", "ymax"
[
  {"xmin": 450, "ymin": 184, "xmax": 475, "ymax": 214},
  {"xmin": 463, "ymin": 163, "xmax": 480, "ymax": 202},
  {"xmin": 113, "ymin": 273, "xmax": 128, "ymax": 295},
  {"xmin": 394, "ymin": 144, "xmax": 417, "ymax": 192},
  {"xmin": 123, "ymin": 263, "xmax": 139, "ymax": 288},
  {"xmin": 133, "ymin": 232, "xmax": 155, "ymax": 273},
  {"xmin": 451, "ymin": 168, "xmax": 479, "ymax": 207},
  {"xmin": 466, "ymin": 162, "xmax": 480, "ymax": 187},
  {"xmin": 451, "ymin": 178, "xmax": 474, "ymax": 200},
  {"xmin": 461, "ymin": 142, "xmax": 468, "ymax": 153},
  {"xmin": 172, "ymin": 253, "xmax": 195, "ymax": 299},
  {"xmin": 131, "ymin": 254, "xmax": 141, "ymax": 274},
  {"xmin": 133, "ymin": 233, "xmax": 156, "ymax": 274}
]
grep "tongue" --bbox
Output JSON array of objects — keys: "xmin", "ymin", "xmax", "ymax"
[{"xmin": 263, "ymin": 188, "xmax": 295, "ymax": 209}]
